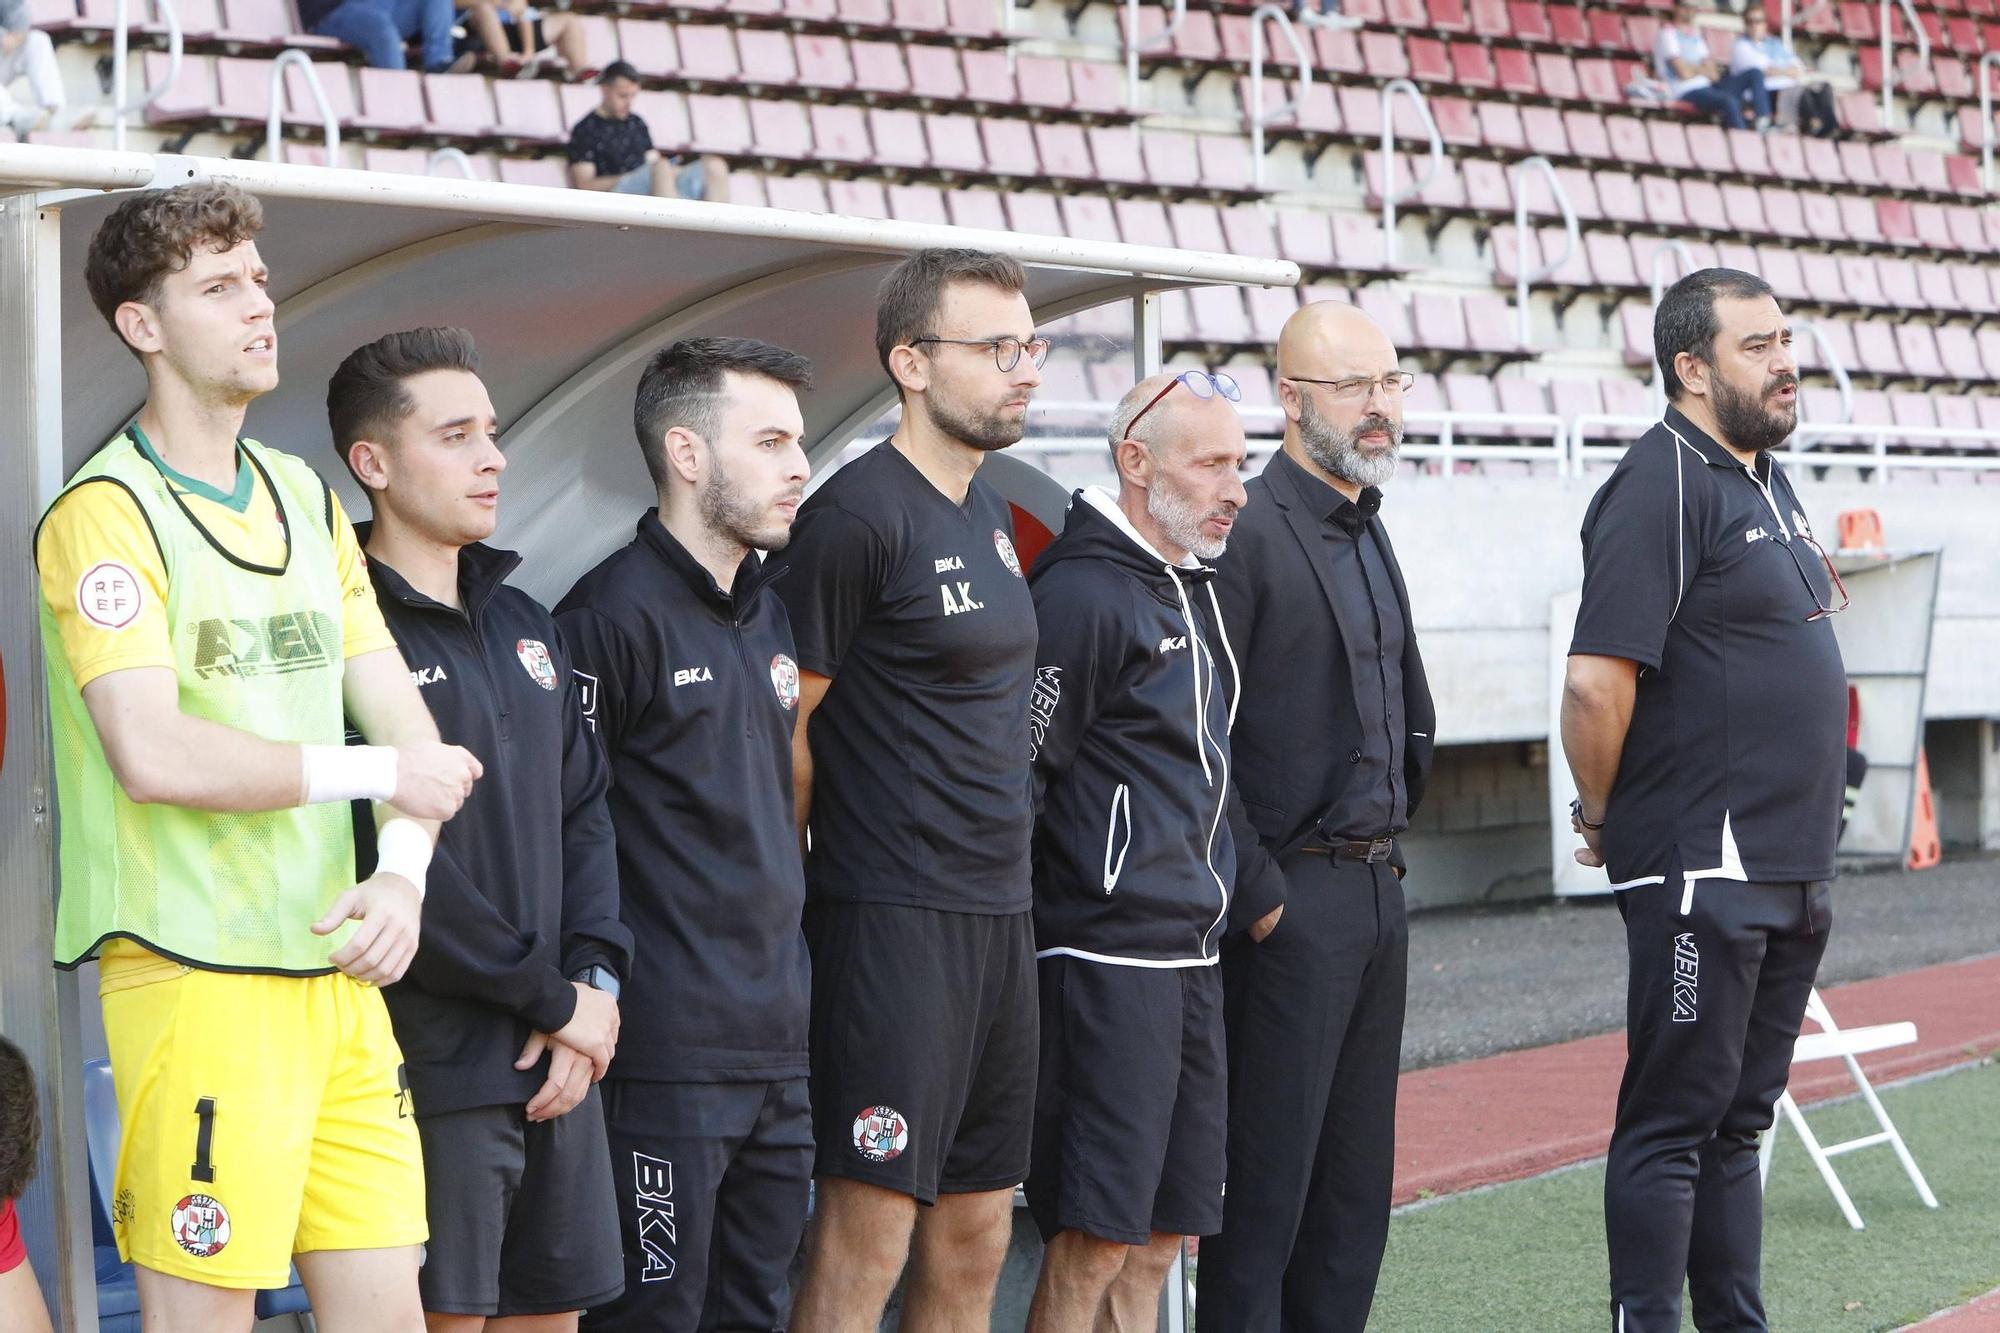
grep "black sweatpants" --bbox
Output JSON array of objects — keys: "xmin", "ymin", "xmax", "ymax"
[
  {"xmin": 1197, "ymin": 854, "xmax": 1407, "ymax": 1333},
  {"xmin": 582, "ymin": 1078, "xmax": 813, "ymax": 1332},
  {"xmin": 1605, "ymin": 870, "xmax": 1832, "ymax": 1333}
]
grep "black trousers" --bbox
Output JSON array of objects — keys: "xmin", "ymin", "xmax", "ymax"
[
  {"xmin": 582, "ymin": 1078, "xmax": 813, "ymax": 1333},
  {"xmin": 1198, "ymin": 855, "xmax": 1407, "ymax": 1333},
  {"xmin": 1605, "ymin": 872, "xmax": 1832, "ymax": 1333}
]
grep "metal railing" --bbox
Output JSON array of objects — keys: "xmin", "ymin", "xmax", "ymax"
[
  {"xmin": 1790, "ymin": 317, "xmax": 1855, "ymax": 427},
  {"xmin": 428, "ymin": 146, "xmax": 477, "ymax": 177},
  {"xmin": 1980, "ymin": 51, "xmax": 2000, "ymax": 188},
  {"xmin": 1508, "ymin": 156, "xmax": 1578, "ymax": 349},
  {"xmin": 1570, "ymin": 416, "xmax": 2000, "ymax": 483},
  {"xmin": 266, "ymin": 50, "xmax": 340, "ymax": 164},
  {"xmin": 109, "ymin": 0, "xmax": 182, "ymax": 151},
  {"xmin": 1880, "ymin": 0, "xmax": 1930, "ymax": 130},
  {"xmin": 1247, "ymin": 4, "xmax": 1312, "ymax": 191},
  {"xmin": 1124, "ymin": 0, "xmax": 1187, "ymax": 110},
  {"xmin": 1378, "ymin": 79, "xmax": 1443, "ymax": 268}
]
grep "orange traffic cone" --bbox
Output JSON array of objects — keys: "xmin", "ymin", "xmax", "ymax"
[{"xmin": 1907, "ymin": 748, "xmax": 1941, "ymax": 870}]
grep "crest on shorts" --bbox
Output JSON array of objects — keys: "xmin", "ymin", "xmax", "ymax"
[
  {"xmin": 852, "ymin": 1105, "xmax": 909, "ymax": 1162},
  {"xmin": 170, "ymin": 1194, "xmax": 231, "ymax": 1258},
  {"xmin": 771, "ymin": 653, "xmax": 801, "ymax": 711},
  {"xmin": 993, "ymin": 529, "xmax": 1023, "ymax": 578},
  {"xmin": 516, "ymin": 638, "xmax": 558, "ymax": 690}
]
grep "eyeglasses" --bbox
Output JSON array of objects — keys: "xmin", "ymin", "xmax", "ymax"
[
  {"xmin": 1783, "ymin": 531, "xmax": 1850, "ymax": 621},
  {"xmin": 1285, "ymin": 371, "xmax": 1418, "ymax": 403},
  {"xmin": 909, "ymin": 335, "xmax": 1052, "ymax": 373},
  {"xmin": 1123, "ymin": 370, "xmax": 1243, "ymax": 439}
]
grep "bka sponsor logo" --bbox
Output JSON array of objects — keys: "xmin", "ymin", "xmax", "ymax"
[
  {"xmin": 1027, "ymin": 666, "xmax": 1061, "ymax": 760},
  {"xmin": 1671, "ymin": 932, "xmax": 1699, "ymax": 1022},
  {"xmin": 189, "ymin": 611, "xmax": 339, "ymax": 681},
  {"xmin": 411, "ymin": 664, "xmax": 448, "ymax": 687},
  {"xmin": 1745, "ymin": 527, "xmax": 1771, "ymax": 544},
  {"xmin": 940, "ymin": 581, "xmax": 984, "ymax": 616},
  {"xmin": 934, "ymin": 555, "xmax": 966, "ymax": 573},
  {"xmin": 632, "ymin": 1152, "xmax": 677, "ymax": 1283},
  {"xmin": 1158, "ymin": 635, "xmax": 1188, "ymax": 653},
  {"xmin": 673, "ymin": 666, "xmax": 714, "ymax": 687}
]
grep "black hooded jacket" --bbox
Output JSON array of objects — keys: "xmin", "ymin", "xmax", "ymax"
[
  {"xmin": 1027, "ymin": 489, "xmax": 1238, "ymax": 966},
  {"xmin": 355, "ymin": 537, "xmax": 633, "ymax": 1119}
]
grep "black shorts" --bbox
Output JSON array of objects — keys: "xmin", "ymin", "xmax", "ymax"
[
  {"xmin": 414, "ymin": 1087, "xmax": 624, "ymax": 1317},
  {"xmin": 1025, "ymin": 956, "xmax": 1227, "ymax": 1245},
  {"xmin": 804, "ymin": 902, "xmax": 1038, "ymax": 1203}
]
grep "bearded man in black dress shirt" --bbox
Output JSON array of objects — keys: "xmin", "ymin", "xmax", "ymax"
[{"xmin": 1199, "ymin": 300, "xmax": 1436, "ymax": 1333}]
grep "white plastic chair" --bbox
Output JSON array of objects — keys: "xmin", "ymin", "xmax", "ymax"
[{"xmin": 1758, "ymin": 987, "xmax": 1940, "ymax": 1230}]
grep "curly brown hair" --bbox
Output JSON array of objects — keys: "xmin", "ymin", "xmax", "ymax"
[
  {"xmin": 83, "ymin": 181, "xmax": 265, "ymax": 347},
  {"xmin": 0, "ymin": 1036, "xmax": 39, "ymax": 1202}
]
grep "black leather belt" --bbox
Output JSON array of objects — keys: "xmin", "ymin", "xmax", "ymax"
[{"xmin": 1301, "ymin": 836, "xmax": 1396, "ymax": 864}]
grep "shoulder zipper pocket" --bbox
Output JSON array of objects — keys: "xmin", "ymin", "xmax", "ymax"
[{"xmin": 1102, "ymin": 783, "xmax": 1132, "ymax": 894}]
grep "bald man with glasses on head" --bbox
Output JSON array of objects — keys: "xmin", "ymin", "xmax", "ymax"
[{"xmin": 1199, "ymin": 301, "xmax": 1436, "ymax": 1333}]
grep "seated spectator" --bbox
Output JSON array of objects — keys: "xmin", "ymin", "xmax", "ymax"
[
  {"xmin": 1654, "ymin": 0, "xmax": 1770, "ymax": 131},
  {"xmin": 299, "ymin": 0, "xmax": 471, "ymax": 72},
  {"xmin": 1733, "ymin": 7, "xmax": 1837, "ymax": 137},
  {"xmin": 0, "ymin": 0, "xmax": 65, "ymax": 140},
  {"xmin": 567, "ymin": 62, "xmax": 729, "ymax": 202},
  {"xmin": 457, "ymin": 0, "xmax": 587, "ymax": 76},
  {"xmin": 0, "ymin": 1037, "xmax": 54, "ymax": 1333}
]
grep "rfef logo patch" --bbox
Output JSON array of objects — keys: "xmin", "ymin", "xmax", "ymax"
[
  {"xmin": 516, "ymin": 639, "xmax": 558, "ymax": 690},
  {"xmin": 852, "ymin": 1105, "xmax": 909, "ymax": 1162},
  {"xmin": 169, "ymin": 1194, "xmax": 230, "ymax": 1258},
  {"xmin": 771, "ymin": 654, "xmax": 800, "ymax": 711},
  {"xmin": 993, "ymin": 529, "xmax": 1023, "ymax": 578},
  {"xmin": 77, "ymin": 561, "xmax": 143, "ymax": 630}
]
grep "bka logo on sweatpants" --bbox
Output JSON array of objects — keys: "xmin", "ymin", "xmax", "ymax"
[
  {"xmin": 632, "ymin": 1153, "xmax": 677, "ymax": 1282},
  {"xmin": 1671, "ymin": 933, "xmax": 1699, "ymax": 1022}
]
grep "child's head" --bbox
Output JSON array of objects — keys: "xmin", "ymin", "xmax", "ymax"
[{"xmin": 0, "ymin": 1036, "xmax": 40, "ymax": 1201}]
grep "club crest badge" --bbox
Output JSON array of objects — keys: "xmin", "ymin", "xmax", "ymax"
[
  {"xmin": 993, "ymin": 529, "xmax": 1023, "ymax": 578},
  {"xmin": 852, "ymin": 1105, "xmax": 909, "ymax": 1163},
  {"xmin": 771, "ymin": 654, "xmax": 801, "ymax": 711},
  {"xmin": 516, "ymin": 638, "xmax": 558, "ymax": 690},
  {"xmin": 170, "ymin": 1194, "xmax": 230, "ymax": 1258}
]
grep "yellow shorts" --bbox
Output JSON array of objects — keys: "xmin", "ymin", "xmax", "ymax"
[{"xmin": 99, "ymin": 943, "xmax": 427, "ymax": 1289}]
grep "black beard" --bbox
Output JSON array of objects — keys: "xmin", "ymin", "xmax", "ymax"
[
  {"xmin": 1711, "ymin": 375, "xmax": 1797, "ymax": 455},
  {"xmin": 926, "ymin": 388, "xmax": 1024, "ymax": 453}
]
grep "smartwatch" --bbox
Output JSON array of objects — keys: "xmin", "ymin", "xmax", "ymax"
[{"xmin": 571, "ymin": 965, "xmax": 622, "ymax": 1001}]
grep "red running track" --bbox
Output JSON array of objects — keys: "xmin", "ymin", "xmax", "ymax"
[{"xmin": 1393, "ymin": 952, "xmax": 2000, "ymax": 1207}]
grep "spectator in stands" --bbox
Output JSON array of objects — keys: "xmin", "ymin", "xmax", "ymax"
[
  {"xmin": 1733, "ymin": 8, "xmax": 1837, "ymax": 137},
  {"xmin": 0, "ymin": 1037, "xmax": 55, "ymax": 1333},
  {"xmin": 301, "ymin": 0, "xmax": 469, "ymax": 74},
  {"xmin": 0, "ymin": 0, "xmax": 65, "ymax": 141},
  {"xmin": 1654, "ymin": 0, "xmax": 1771, "ymax": 131},
  {"xmin": 568, "ymin": 62, "xmax": 729, "ymax": 203},
  {"xmin": 457, "ymin": 0, "xmax": 588, "ymax": 77}
]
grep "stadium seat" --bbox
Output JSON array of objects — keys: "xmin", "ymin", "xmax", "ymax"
[
  {"xmin": 947, "ymin": 188, "xmax": 1008, "ymax": 230},
  {"xmin": 1275, "ymin": 207, "xmax": 1335, "ymax": 268},
  {"xmin": 1113, "ymin": 198, "xmax": 1171, "ymax": 247},
  {"xmin": 980, "ymin": 117, "xmax": 1039, "ymax": 177},
  {"xmin": 748, "ymin": 98, "xmax": 812, "ymax": 160},
  {"xmin": 688, "ymin": 93, "xmax": 753, "ymax": 156},
  {"xmin": 907, "ymin": 44, "xmax": 965, "ymax": 101},
  {"xmin": 736, "ymin": 29, "xmax": 801, "ymax": 87},
  {"xmin": 1222, "ymin": 204, "xmax": 1279, "ymax": 258},
  {"xmin": 498, "ymin": 156, "xmax": 570, "ymax": 188},
  {"xmin": 763, "ymin": 175, "xmax": 830, "ymax": 212},
  {"xmin": 616, "ymin": 19, "xmax": 679, "ymax": 77},
  {"xmin": 679, "ymin": 24, "xmax": 742, "ymax": 84},
  {"xmin": 925, "ymin": 113, "xmax": 984, "ymax": 173},
  {"xmin": 1086, "ymin": 126, "xmax": 1148, "ymax": 186},
  {"xmin": 1754, "ymin": 245, "xmax": 1807, "ymax": 302},
  {"xmin": 851, "ymin": 39, "xmax": 911, "ymax": 96},
  {"xmin": 1937, "ymin": 326, "xmax": 1986, "ymax": 380},
  {"xmin": 490, "ymin": 79, "xmax": 566, "ymax": 146},
  {"xmin": 887, "ymin": 181, "xmax": 950, "ymax": 225},
  {"xmin": 871, "ymin": 107, "xmax": 930, "ymax": 168},
  {"xmin": 828, "ymin": 177, "xmax": 889, "ymax": 218}
]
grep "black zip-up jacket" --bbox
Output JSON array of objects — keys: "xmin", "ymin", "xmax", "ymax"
[
  {"xmin": 354, "ymin": 537, "xmax": 632, "ymax": 1119},
  {"xmin": 555, "ymin": 512, "xmax": 810, "ymax": 1083},
  {"xmin": 1027, "ymin": 490, "xmax": 1237, "ymax": 966}
]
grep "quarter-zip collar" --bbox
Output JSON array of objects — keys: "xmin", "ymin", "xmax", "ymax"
[
  {"xmin": 355, "ymin": 522, "xmax": 520, "ymax": 620},
  {"xmin": 635, "ymin": 509, "xmax": 762, "ymax": 613}
]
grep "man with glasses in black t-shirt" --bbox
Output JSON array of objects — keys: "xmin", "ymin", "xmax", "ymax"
[
  {"xmin": 1563, "ymin": 269, "xmax": 1845, "ymax": 1333},
  {"xmin": 769, "ymin": 248, "xmax": 1045, "ymax": 1332}
]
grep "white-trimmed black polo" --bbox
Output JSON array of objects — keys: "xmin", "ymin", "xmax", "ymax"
[{"xmin": 1569, "ymin": 406, "xmax": 1848, "ymax": 892}]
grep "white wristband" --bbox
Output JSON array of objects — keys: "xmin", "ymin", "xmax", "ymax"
[
  {"xmin": 373, "ymin": 817, "xmax": 433, "ymax": 902},
  {"xmin": 302, "ymin": 744, "xmax": 399, "ymax": 806}
]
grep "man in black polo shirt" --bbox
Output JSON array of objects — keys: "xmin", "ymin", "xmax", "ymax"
[
  {"xmin": 1564, "ymin": 269, "xmax": 1844, "ymax": 1333},
  {"xmin": 767, "ymin": 248, "xmax": 1045, "ymax": 1331},
  {"xmin": 1199, "ymin": 300, "xmax": 1435, "ymax": 1333},
  {"xmin": 555, "ymin": 338, "xmax": 815, "ymax": 1331},
  {"xmin": 331, "ymin": 327, "xmax": 632, "ymax": 1330}
]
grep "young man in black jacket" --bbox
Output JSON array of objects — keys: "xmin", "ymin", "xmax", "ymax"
[
  {"xmin": 555, "ymin": 338, "xmax": 815, "ymax": 1332},
  {"xmin": 330, "ymin": 327, "xmax": 633, "ymax": 1331},
  {"xmin": 1023, "ymin": 370, "xmax": 1253, "ymax": 1333}
]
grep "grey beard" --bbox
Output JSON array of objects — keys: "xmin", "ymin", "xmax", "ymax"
[
  {"xmin": 1147, "ymin": 480, "xmax": 1229, "ymax": 561},
  {"xmin": 1299, "ymin": 394, "xmax": 1400, "ymax": 488}
]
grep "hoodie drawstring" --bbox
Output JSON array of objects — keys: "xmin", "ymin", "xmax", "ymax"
[{"xmin": 1206, "ymin": 581, "xmax": 1242, "ymax": 731}]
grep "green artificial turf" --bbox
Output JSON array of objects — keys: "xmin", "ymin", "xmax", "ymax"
[{"xmin": 1361, "ymin": 1060, "xmax": 2000, "ymax": 1332}]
